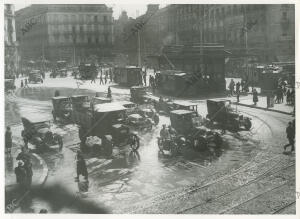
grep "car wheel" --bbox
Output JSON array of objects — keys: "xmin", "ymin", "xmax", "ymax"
[
  {"xmin": 130, "ymin": 135, "xmax": 140, "ymax": 151},
  {"xmin": 244, "ymin": 119, "xmax": 252, "ymax": 130}
]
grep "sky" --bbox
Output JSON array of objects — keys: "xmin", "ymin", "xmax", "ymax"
[{"xmin": 13, "ymin": 4, "xmax": 165, "ymax": 19}]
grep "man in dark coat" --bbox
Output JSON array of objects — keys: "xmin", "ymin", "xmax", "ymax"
[
  {"xmin": 15, "ymin": 161, "xmax": 27, "ymax": 187},
  {"xmin": 284, "ymin": 122, "xmax": 295, "ymax": 152},
  {"xmin": 75, "ymin": 151, "xmax": 88, "ymax": 182},
  {"xmin": 5, "ymin": 126, "xmax": 12, "ymax": 156}
]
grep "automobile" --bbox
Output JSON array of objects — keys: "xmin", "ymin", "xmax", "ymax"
[
  {"xmin": 118, "ymin": 101, "xmax": 137, "ymax": 114},
  {"xmin": 139, "ymin": 108, "xmax": 159, "ymax": 125},
  {"xmin": 71, "ymin": 95, "xmax": 91, "ymax": 126},
  {"xmin": 78, "ymin": 63, "xmax": 97, "ymax": 80},
  {"xmin": 51, "ymin": 96, "xmax": 73, "ymax": 123},
  {"xmin": 172, "ymin": 101, "xmax": 198, "ymax": 113},
  {"xmin": 125, "ymin": 113, "xmax": 153, "ymax": 131},
  {"xmin": 21, "ymin": 116, "xmax": 61, "ymax": 152},
  {"xmin": 28, "ymin": 70, "xmax": 43, "ymax": 83},
  {"xmin": 154, "ymin": 97, "xmax": 175, "ymax": 115},
  {"xmin": 130, "ymin": 86, "xmax": 147, "ymax": 103},
  {"xmin": 162, "ymin": 109, "xmax": 222, "ymax": 154},
  {"xmin": 114, "ymin": 66, "xmax": 143, "ymax": 87},
  {"xmin": 78, "ymin": 103, "xmax": 140, "ymax": 153},
  {"xmin": 56, "ymin": 61, "xmax": 68, "ymax": 77},
  {"xmin": 90, "ymin": 96, "xmax": 112, "ymax": 109},
  {"xmin": 5, "ymin": 79, "xmax": 15, "ymax": 92},
  {"xmin": 206, "ymin": 99, "xmax": 252, "ymax": 131}
]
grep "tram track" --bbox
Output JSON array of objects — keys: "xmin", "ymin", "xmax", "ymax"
[
  {"xmin": 179, "ymin": 161, "xmax": 295, "ymax": 214},
  {"xmin": 127, "ymin": 153, "xmax": 293, "ymax": 213}
]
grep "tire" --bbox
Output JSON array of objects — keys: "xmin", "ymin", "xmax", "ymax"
[
  {"xmin": 130, "ymin": 135, "xmax": 140, "ymax": 151},
  {"xmin": 170, "ymin": 143, "xmax": 177, "ymax": 157},
  {"xmin": 158, "ymin": 138, "xmax": 164, "ymax": 152},
  {"xmin": 244, "ymin": 119, "xmax": 252, "ymax": 130}
]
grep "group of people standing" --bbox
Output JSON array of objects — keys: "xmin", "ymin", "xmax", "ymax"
[{"xmin": 98, "ymin": 67, "xmax": 114, "ymax": 85}]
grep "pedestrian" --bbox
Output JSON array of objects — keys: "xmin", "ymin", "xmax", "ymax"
[
  {"xmin": 24, "ymin": 78, "xmax": 29, "ymax": 88},
  {"xmin": 143, "ymin": 71, "xmax": 147, "ymax": 86},
  {"xmin": 99, "ymin": 69, "xmax": 104, "ymax": 85},
  {"xmin": 14, "ymin": 160, "xmax": 27, "ymax": 188},
  {"xmin": 236, "ymin": 81, "xmax": 241, "ymax": 94},
  {"xmin": 104, "ymin": 71, "xmax": 108, "ymax": 84},
  {"xmin": 241, "ymin": 80, "xmax": 245, "ymax": 92},
  {"xmin": 75, "ymin": 151, "xmax": 88, "ymax": 182},
  {"xmin": 253, "ymin": 88, "xmax": 258, "ymax": 106},
  {"xmin": 228, "ymin": 79, "xmax": 235, "ymax": 96},
  {"xmin": 21, "ymin": 130, "xmax": 29, "ymax": 149},
  {"xmin": 109, "ymin": 68, "xmax": 113, "ymax": 83},
  {"xmin": 5, "ymin": 126, "xmax": 12, "ymax": 157},
  {"xmin": 107, "ymin": 86, "xmax": 112, "ymax": 98},
  {"xmin": 16, "ymin": 147, "xmax": 31, "ymax": 166},
  {"xmin": 283, "ymin": 122, "xmax": 295, "ymax": 152},
  {"xmin": 21, "ymin": 80, "xmax": 24, "ymax": 88},
  {"xmin": 286, "ymin": 89, "xmax": 291, "ymax": 105}
]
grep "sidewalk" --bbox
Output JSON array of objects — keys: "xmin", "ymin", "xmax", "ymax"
[
  {"xmin": 232, "ymin": 95, "xmax": 294, "ymax": 115},
  {"xmin": 5, "ymin": 145, "xmax": 49, "ymax": 213}
]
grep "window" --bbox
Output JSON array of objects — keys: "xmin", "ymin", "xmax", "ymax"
[
  {"xmin": 72, "ymin": 26, "xmax": 76, "ymax": 33},
  {"xmin": 88, "ymin": 37, "xmax": 91, "ymax": 44},
  {"xmin": 282, "ymin": 11, "xmax": 287, "ymax": 20},
  {"xmin": 94, "ymin": 15, "xmax": 98, "ymax": 22},
  {"xmin": 227, "ymin": 6, "xmax": 232, "ymax": 15},
  {"xmin": 103, "ymin": 15, "xmax": 107, "ymax": 23},
  {"xmin": 80, "ymin": 26, "xmax": 83, "ymax": 32},
  {"xmin": 95, "ymin": 37, "xmax": 99, "ymax": 44}
]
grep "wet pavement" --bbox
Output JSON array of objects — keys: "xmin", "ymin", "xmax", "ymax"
[{"xmin": 5, "ymin": 78, "xmax": 294, "ymax": 213}]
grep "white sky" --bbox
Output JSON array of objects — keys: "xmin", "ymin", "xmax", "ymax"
[{"xmin": 13, "ymin": 4, "xmax": 165, "ymax": 19}]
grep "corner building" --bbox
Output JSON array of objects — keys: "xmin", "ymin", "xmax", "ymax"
[{"xmin": 16, "ymin": 4, "xmax": 114, "ymax": 64}]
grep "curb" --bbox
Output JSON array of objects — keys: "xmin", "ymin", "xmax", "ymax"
[{"xmin": 234, "ymin": 102, "xmax": 293, "ymax": 115}]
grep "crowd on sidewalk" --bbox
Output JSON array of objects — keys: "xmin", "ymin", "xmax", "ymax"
[{"xmin": 228, "ymin": 78, "xmax": 295, "ymax": 108}]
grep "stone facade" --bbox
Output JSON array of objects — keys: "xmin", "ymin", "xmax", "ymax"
[
  {"xmin": 116, "ymin": 4, "xmax": 295, "ymax": 77},
  {"xmin": 16, "ymin": 4, "xmax": 114, "ymax": 64},
  {"xmin": 5, "ymin": 4, "xmax": 18, "ymax": 78}
]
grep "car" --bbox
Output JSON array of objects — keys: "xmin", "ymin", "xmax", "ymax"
[
  {"xmin": 28, "ymin": 70, "xmax": 43, "ymax": 83},
  {"xmin": 206, "ymin": 99, "xmax": 252, "ymax": 131},
  {"xmin": 130, "ymin": 86, "xmax": 147, "ymax": 103},
  {"xmin": 162, "ymin": 109, "xmax": 223, "ymax": 154},
  {"xmin": 51, "ymin": 96, "xmax": 73, "ymax": 123},
  {"xmin": 21, "ymin": 116, "xmax": 61, "ymax": 152},
  {"xmin": 172, "ymin": 101, "xmax": 198, "ymax": 113},
  {"xmin": 114, "ymin": 66, "xmax": 143, "ymax": 87},
  {"xmin": 78, "ymin": 63, "xmax": 97, "ymax": 80},
  {"xmin": 126, "ymin": 113, "xmax": 153, "ymax": 131},
  {"xmin": 139, "ymin": 108, "xmax": 159, "ymax": 125},
  {"xmin": 77, "ymin": 102, "xmax": 140, "ymax": 152},
  {"xmin": 5, "ymin": 79, "xmax": 15, "ymax": 92}
]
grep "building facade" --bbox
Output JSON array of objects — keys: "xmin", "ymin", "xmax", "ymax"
[
  {"xmin": 116, "ymin": 4, "xmax": 294, "ymax": 79},
  {"xmin": 16, "ymin": 4, "xmax": 114, "ymax": 65},
  {"xmin": 5, "ymin": 4, "xmax": 18, "ymax": 78}
]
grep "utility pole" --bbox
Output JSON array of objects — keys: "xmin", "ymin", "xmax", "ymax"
[
  {"xmin": 137, "ymin": 30, "xmax": 141, "ymax": 67},
  {"xmin": 244, "ymin": 6, "xmax": 249, "ymax": 80}
]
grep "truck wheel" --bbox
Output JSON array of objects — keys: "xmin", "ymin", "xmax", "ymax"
[
  {"xmin": 170, "ymin": 143, "xmax": 177, "ymax": 157},
  {"xmin": 130, "ymin": 135, "xmax": 140, "ymax": 151},
  {"xmin": 244, "ymin": 119, "xmax": 252, "ymax": 130},
  {"xmin": 158, "ymin": 139, "xmax": 164, "ymax": 152}
]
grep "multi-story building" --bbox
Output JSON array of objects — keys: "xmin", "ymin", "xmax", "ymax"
[
  {"xmin": 5, "ymin": 4, "xmax": 18, "ymax": 78},
  {"xmin": 15, "ymin": 4, "xmax": 114, "ymax": 64},
  {"xmin": 117, "ymin": 4, "xmax": 295, "ymax": 79},
  {"xmin": 166, "ymin": 4, "xmax": 295, "ymax": 78}
]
